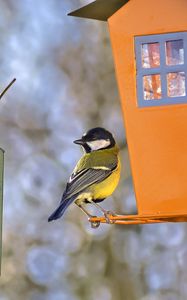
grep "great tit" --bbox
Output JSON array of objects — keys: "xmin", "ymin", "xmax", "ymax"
[{"xmin": 48, "ymin": 127, "xmax": 121, "ymax": 227}]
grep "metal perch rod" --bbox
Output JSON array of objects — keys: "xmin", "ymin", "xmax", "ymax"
[
  {"xmin": 89, "ymin": 215, "xmax": 164, "ymax": 225},
  {"xmin": 89, "ymin": 212, "xmax": 187, "ymax": 225}
]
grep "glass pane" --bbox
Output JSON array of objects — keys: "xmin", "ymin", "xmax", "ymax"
[
  {"xmin": 142, "ymin": 43, "xmax": 160, "ymax": 68},
  {"xmin": 143, "ymin": 74, "xmax": 162, "ymax": 100},
  {"xmin": 166, "ymin": 40, "xmax": 184, "ymax": 65},
  {"xmin": 167, "ymin": 72, "xmax": 186, "ymax": 97}
]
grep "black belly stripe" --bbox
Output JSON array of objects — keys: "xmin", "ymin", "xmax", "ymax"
[{"xmin": 84, "ymin": 198, "xmax": 105, "ymax": 204}]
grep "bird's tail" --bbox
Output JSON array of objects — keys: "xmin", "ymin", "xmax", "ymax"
[{"xmin": 48, "ymin": 195, "xmax": 77, "ymax": 222}]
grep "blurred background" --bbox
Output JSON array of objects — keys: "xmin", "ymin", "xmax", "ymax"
[{"xmin": 0, "ymin": 0, "xmax": 186, "ymax": 299}]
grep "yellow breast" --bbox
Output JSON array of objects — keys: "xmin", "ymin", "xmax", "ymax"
[{"xmin": 89, "ymin": 160, "xmax": 121, "ymax": 200}]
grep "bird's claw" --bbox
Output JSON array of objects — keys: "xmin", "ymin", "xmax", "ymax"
[
  {"xmin": 88, "ymin": 216, "xmax": 101, "ymax": 229},
  {"xmin": 104, "ymin": 210, "xmax": 116, "ymax": 224},
  {"xmin": 106, "ymin": 210, "xmax": 117, "ymax": 217},
  {"xmin": 91, "ymin": 221, "xmax": 101, "ymax": 228}
]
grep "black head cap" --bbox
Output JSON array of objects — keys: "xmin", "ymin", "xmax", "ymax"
[
  {"xmin": 74, "ymin": 127, "xmax": 116, "ymax": 152},
  {"xmin": 83, "ymin": 127, "xmax": 115, "ymax": 142}
]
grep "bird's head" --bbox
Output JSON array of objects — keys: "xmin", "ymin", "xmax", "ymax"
[{"xmin": 73, "ymin": 127, "xmax": 116, "ymax": 153}]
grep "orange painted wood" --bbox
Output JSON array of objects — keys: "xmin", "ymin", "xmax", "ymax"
[{"xmin": 108, "ymin": 0, "xmax": 187, "ymax": 216}]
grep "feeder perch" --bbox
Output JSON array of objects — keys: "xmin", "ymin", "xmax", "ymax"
[{"xmin": 69, "ymin": 0, "xmax": 187, "ymax": 225}]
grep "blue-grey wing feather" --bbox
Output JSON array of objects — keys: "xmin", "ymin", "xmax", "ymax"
[{"xmin": 62, "ymin": 163, "xmax": 117, "ymax": 202}]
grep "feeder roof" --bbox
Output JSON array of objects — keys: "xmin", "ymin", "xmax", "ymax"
[{"xmin": 68, "ymin": 0, "xmax": 129, "ymax": 21}]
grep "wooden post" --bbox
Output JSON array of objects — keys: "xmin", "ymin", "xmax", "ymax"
[
  {"xmin": 0, "ymin": 149, "xmax": 4, "ymax": 274},
  {"xmin": 0, "ymin": 78, "xmax": 16, "ymax": 274}
]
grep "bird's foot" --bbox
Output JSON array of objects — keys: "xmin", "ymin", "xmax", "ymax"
[
  {"xmin": 88, "ymin": 216, "xmax": 101, "ymax": 229},
  {"xmin": 91, "ymin": 221, "xmax": 101, "ymax": 229},
  {"xmin": 104, "ymin": 210, "xmax": 116, "ymax": 224},
  {"xmin": 107, "ymin": 210, "xmax": 117, "ymax": 217}
]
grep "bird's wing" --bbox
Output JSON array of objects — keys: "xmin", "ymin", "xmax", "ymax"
[{"xmin": 62, "ymin": 161, "xmax": 117, "ymax": 202}]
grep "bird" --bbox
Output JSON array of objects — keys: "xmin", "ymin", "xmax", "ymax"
[{"xmin": 48, "ymin": 127, "xmax": 121, "ymax": 227}]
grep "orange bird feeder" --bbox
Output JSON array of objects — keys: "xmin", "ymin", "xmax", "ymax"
[{"xmin": 68, "ymin": 0, "xmax": 187, "ymax": 225}]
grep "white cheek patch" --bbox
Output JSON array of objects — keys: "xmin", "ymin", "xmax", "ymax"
[{"xmin": 87, "ymin": 139, "xmax": 111, "ymax": 151}]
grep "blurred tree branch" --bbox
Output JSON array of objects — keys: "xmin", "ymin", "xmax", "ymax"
[{"xmin": 0, "ymin": 78, "xmax": 16, "ymax": 100}]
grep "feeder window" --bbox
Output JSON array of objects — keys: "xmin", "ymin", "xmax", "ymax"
[
  {"xmin": 167, "ymin": 72, "xmax": 186, "ymax": 97},
  {"xmin": 141, "ymin": 43, "xmax": 160, "ymax": 68},
  {"xmin": 135, "ymin": 32, "xmax": 187, "ymax": 107},
  {"xmin": 166, "ymin": 40, "xmax": 184, "ymax": 65},
  {"xmin": 143, "ymin": 74, "xmax": 161, "ymax": 100}
]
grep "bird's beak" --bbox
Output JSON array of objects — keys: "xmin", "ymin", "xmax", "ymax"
[{"xmin": 73, "ymin": 139, "xmax": 85, "ymax": 145}]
